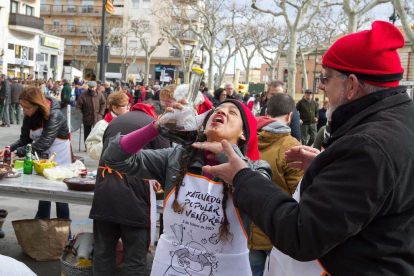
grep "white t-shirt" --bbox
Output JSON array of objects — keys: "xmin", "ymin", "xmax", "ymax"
[{"xmin": 0, "ymin": 254, "xmax": 37, "ymax": 276}]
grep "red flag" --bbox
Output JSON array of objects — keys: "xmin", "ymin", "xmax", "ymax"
[{"xmin": 105, "ymin": 0, "xmax": 114, "ymax": 14}]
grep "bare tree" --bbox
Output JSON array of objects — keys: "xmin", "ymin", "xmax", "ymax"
[
  {"xmin": 116, "ymin": 36, "xmax": 141, "ymax": 82},
  {"xmin": 72, "ymin": 47, "xmax": 96, "ymax": 78},
  {"xmin": 130, "ymin": 19, "xmax": 165, "ymax": 85},
  {"xmin": 255, "ymin": 23, "xmax": 289, "ymax": 82},
  {"xmin": 214, "ymin": 36, "xmax": 239, "ymax": 88},
  {"xmin": 182, "ymin": 0, "xmax": 229, "ymax": 90},
  {"xmin": 252, "ymin": 0, "xmax": 339, "ymax": 98},
  {"xmin": 155, "ymin": 4, "xmax": 202, "ymax": 84},
  {"xmin": 392, "ymin": 0, "xmax": 414, "ymax": 50},
  {"xmin": 79, "ymin": 19, "xmax": 123, "ymax": 79},
  {"xmin": 342, "ymin": 0, "xmax": 391, "ymax": 33}
]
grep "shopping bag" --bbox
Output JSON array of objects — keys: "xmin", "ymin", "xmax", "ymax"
[{"xmin": 12, "ymin": 218, "xmax": 71, "ymax": 261}]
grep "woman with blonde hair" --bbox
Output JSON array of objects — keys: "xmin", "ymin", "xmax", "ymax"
[
  {"xmin": 85, "ymin": 91, "xmax": 130, "ymax": 160},
  {"xmin": 0, "ymin": 86, "xmax": 71, "ymax": 221}
]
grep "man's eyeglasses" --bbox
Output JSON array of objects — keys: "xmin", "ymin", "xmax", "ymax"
[
  {"xmin": 160, "ymin": 99, "xmax": 176, "ymax": 104},
  {"xmin": 319, "ymin": 73, "xmax": 344, "ymax": 85},
  {"xmin": 118, "ymin": 104, "xmax": 130, "ymax": 108}
]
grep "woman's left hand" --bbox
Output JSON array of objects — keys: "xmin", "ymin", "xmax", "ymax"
[{"xmin": 192, "ymin": 141, "xmax": 223, "ymax": 159}]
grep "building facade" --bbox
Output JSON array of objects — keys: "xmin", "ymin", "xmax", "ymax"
[
  {"xmin": 38, "ymin": 33, "xmax": 65, "ymax": 80},
  {"xmin": 0, "ymin": 0, "xmax": 44, "ymax": 78},
  {"xmin": 40, "ymin": 0, "xmax": 202, "ymax": 85}
]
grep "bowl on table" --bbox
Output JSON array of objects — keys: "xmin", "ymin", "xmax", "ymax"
[
  {"xmin": 0, "ymin": 164, "xmax": 13, "ymax": 180},
  {"xmin": 63, "ymin": 177, "xmax": 95, "ymax": 192},
  {"xmin": 33, "ymin": 160, "xmax": 57, "ymax": 176}
]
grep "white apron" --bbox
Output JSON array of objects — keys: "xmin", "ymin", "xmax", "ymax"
[
  {"xmin": 264, "ymin": 181, "xmax": 330, "ymax": 276},
  {"xmin": 151, "ymin": 173, "xmax": 251, "ymax": 276},
  {"xmin": 149, "ymin": 180, "xmax": 157, "ymax": 247},
  {"xmin": 30, "ymin": 125, "xmax": 72, "ymax": 166}
]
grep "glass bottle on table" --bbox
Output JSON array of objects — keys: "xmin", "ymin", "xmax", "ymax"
[
  {"xmin": 3, "ymin": 146, "xmax": 11, "ymax": 166},
  {"xmin": 23, "ymin": 144, "xmax": 33, "ymax": 175},
  {"xmin": 158, "ymin": 67, "xmax": 205, "ymax": 145}
]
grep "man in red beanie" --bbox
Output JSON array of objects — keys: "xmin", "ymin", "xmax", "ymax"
[{"xmin": 203, "ymin": 21, "xmax": 414, "ymax": 275}]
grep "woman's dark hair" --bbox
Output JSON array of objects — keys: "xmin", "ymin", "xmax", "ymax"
[
  {"xmin": 213, "ymin": 88, "xmax": 225, "ymax": 100},
  {"xmin": 243, "ymin": 93, "xmax": 250, "ymax": 103},
  {"xmin": 171, "ymin": 109, "xmax": 247, "ymax": 243}
]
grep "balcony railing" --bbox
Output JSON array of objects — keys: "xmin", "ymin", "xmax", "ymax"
[
  {"xmin": 8, "ymin": 13, "xmax": 44, "ymax": 31},
  {"xmin": 40, "ymin": 4, "xmax": 122, "ymax": 16},
  {"xmin": 169, "ymin": 49, "xmax": 192, "ymax": 58},
  {"xmin": 44, "ymin": 24, "xmax": 101, "ymax": 36},
  {"xmin": 172, "ymin": 30, "xmax": 198, "ymax": 41},
  {"xmin": 64, "ymin": 45, "xmax": 97, "ymax": 56},
  {"xmin": 172, "ymin": 9, "xmax": 199, "ymax": 20}
]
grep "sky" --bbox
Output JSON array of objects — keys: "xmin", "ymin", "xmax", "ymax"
[{"xmin": 222, "ymin": 1, "xmax": 398, "ymax": 74}]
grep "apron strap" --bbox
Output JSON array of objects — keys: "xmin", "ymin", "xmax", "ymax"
[{"xmin": 98, "ymin": 165, "xmax": 123, "ymax": 179}]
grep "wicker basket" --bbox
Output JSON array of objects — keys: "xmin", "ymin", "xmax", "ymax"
[{"xmin": 60, "ymin": 252, "xmax": 93, "ymax": 276}]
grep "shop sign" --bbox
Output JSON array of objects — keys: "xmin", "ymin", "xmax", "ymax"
[
  {"xmin": 41, "ymin": 37, "xmax": 61, "ymax": 49},
  {"xmin": 15, "ymin": 59, "xmax": 30, "ymax": 66},
  {"xmin": 155, "ymin": 65, "xmax": 175, "ymax": 72}
]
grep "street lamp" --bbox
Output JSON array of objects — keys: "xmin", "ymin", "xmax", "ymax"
[
  {"xmin": 312, "ymin": 47, "xmax": 319, "ymax": 100},
  {"xmin": 52, "ymin": 66, "xmax": 56, "ymax": 81},
  {"xmin": 20, "ymin": 61, "xmax": 24, "ymax": 79}
]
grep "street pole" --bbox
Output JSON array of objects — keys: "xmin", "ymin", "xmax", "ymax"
[
  {"xmin": 233, "ymin": 53, "xmax": 236, "ymax": 82},
  {"xmin": 99, "ymin": 0, "xmax": 107, "ymax": 82},
  {"xmin": 312, "ymin": 47, "xmax": 318, "ymax": 101}
]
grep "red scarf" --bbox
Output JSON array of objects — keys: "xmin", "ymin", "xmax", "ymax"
[
  {"xmin": 103, "ymin": 111, "xmax": 114, "ymax": 123},
  {"xmin": 131, "ymin": 103, "xmax": 157, "ymax": 118}
]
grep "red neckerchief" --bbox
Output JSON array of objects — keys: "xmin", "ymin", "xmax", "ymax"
[
  {"xmin": 103, "ymin": 111, "xmax": 114, "ymax": 123},
  {"xmin": 131, "ymin": 103, "xmax": 157, "ymax": 118}
]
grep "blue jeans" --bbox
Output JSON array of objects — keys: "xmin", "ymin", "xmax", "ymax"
[
  {"xmin": 35, "ymin": 201, "xmax": 70, "ymax": 219},
  {"xmin": 250, "ymin": 249, "xmax": 271, "ymax": 276}
]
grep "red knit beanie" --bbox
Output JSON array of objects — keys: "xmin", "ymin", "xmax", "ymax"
[
  {"xmin": 217, "ymin": 99, "xmax": 260, "ymax": 161},
  {"xmin": 322, "ymin": 21, "xmax": 404, "ymax": 87}
]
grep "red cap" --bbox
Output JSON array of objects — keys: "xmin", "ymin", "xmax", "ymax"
[{"xmin": 322, "ymin": 21, "xmax": 404, "ymax": 87}]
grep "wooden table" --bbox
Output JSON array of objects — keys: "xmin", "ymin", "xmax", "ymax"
[{"xmin": 0, "ymin": 174, "xmax": 94, "ymax": 206}]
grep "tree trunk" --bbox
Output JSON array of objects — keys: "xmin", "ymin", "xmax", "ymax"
[
  {"xmin": 96, "ymin": 63, "xmax": 101, "ymax": 80},
  {"xmin": 208, "ymin": 49, "xmax": 214, "ymax": 90},
  {"xmin": 269, "ymin": 65, "xmax": 275, "ymax": 81},
  {"xmin": 347, "ymin": 13, "xmax": 358, "ymax": 34},
  {"xmin": 144, "ymin": 53, "xmax": 151, "ymax": 85},
  {"xmin": 300, "ymin": 50, "xmax": 308, "ymax": 90},
  {"xmin": 287, "ymin": 31, "xmax": 298, "ymax": 99},
  {"xmin": 392, "ymin": 0, "xmax": 414, "ymax": 51}
]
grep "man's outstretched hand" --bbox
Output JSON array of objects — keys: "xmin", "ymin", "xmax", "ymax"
[
  {"xmin": 285, "ymin": 146, "xmax": 320, "ymax": 171},
  {"xmin": 202, "ymin": 140, "xmax": 248, "ymax": 184}
]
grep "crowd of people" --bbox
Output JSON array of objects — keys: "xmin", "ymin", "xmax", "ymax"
[{"xmin": 1, "ymin": 21, "xmax": 414, "ymax": 276}]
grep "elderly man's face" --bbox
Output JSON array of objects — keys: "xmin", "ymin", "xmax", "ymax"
[
  {"xmin": 318, "ymin": 68, "xmax": 348, "ymax": 121},
  {"xmin": 267, "ymin": 85, "xmax": 284, "ymax": 98},
  {"xmin": 225, "ymin": 85, "xmax": 234, "ymax": 95},
  {"xmin": 304, "ymin": 93, "xmax": 312, "ymax": 101}
]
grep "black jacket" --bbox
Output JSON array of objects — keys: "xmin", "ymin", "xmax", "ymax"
[
  {"xmin": 89, "ymin": 110, "xmax": 170, "ymax": 227},
  {"xmin": 232, "ymin": 87, "xmax": 414, "ymax": 275},
  {"xmin": 10, "ymin": 82, "xmax": 23, "ymax": 103},
  {"xmin": 0, "ymin": 80, "xmax": 11, "ymax": 105},
  {"xmin": 261, "ymin": 105, "xmax": 301, "ymax": 142},
  {"xmin": 10, "ymin": 97, "xmax": 69, "ymax": 157}
]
